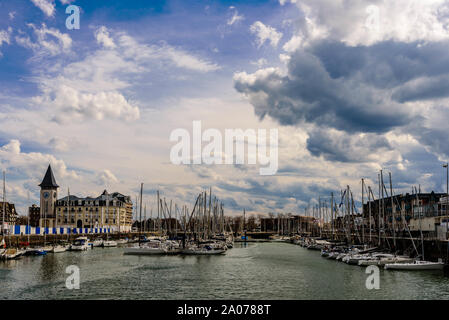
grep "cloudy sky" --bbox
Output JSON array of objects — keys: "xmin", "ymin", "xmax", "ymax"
[{"xmin": 1, "ymin": 0, "xmax": 449, "ymax": 218}]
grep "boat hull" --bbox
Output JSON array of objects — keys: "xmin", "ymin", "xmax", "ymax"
[
  {"xmin": 123, "ymin": 247, "xmax": 167, "ymax": 255},
  {"xmin": 385, "ymin": 262, "xmax": 444, "ymax": 270},
  {"xmin": 182, "ymin": 249, "xmax": 226, "ymax": 255}
]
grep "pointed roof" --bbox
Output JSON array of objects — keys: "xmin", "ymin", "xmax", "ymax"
[{"xmin": 39, "ymin": 164, "xmax": 59, "ymax": 188}]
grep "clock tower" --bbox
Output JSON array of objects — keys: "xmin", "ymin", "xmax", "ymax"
[{"xmin": 39, "ymin": 164, "xmax": 59, "ymax": 228}]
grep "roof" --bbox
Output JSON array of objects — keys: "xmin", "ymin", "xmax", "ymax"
[
  {"xmin": 39, "ymin": 164, "xmax": 59, "ymax": 188},
  {"xmin": 57, "ymin": 191, "xmax": 132, "ymax": 203}
]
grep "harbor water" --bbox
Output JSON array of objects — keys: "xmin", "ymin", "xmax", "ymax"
[{"xmin": 1, "ymin": 242, "xmax": 449, "ymax": 300}]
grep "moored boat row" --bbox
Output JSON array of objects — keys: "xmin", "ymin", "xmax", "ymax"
[{"xmin": 294, "ymin": 237, "xmax": 444, "ymax": 271}]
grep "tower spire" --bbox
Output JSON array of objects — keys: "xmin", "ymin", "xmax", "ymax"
[{"xmin": 39, "ymin": 164, "xmax": 59, "ymax": 188}]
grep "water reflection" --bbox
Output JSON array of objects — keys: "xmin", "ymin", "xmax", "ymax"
[{"xmin": 1, "ymin": 243, "xmax": 449, "ymax": 299}]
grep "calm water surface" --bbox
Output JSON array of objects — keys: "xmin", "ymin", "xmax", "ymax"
[{"xmin": 1, "ymin": 242, "xmax": 448, "ymax": 299}]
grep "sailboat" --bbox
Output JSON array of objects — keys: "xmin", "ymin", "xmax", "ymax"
[
  {"xmin": 385, "ymin": 260, "xmax": 444, "ymax": 270},
  {"xmin": 384, "ymin": 188, "xmax": 443, "ymax": 271},
  {"xmin": 123, "ymin": 183, "xmax": 165, "ymax": 255},
  {"xmin": 50, "ymin": 243, "xmax": 69, "ymax": 253},
  {"xmin": 181, "ymin": 242, "xmax": 226, "ymax": 255}
]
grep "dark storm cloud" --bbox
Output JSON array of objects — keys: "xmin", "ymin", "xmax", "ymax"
[
  {"xmin": 235, "ymin": 48, "xmax": 412, "ymax": 134},
  {"xmin": 306, "ymin": 128, "xmax": 392, "ymax": 162},
  {"xmin": 234, "ymin": 38, "xmax": 449, "ymax": 163},
  {"xmin": 392, "ymin": 75, "xmax": 449, "ymax": 103},
  {"xmin": 312, "ymin": 40, "xmax": 449, "ymax": 90}
]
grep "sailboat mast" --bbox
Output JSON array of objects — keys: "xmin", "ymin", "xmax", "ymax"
[
  {"xmin": 378, "ymin": 174, "xmax": 381, "ymax": 246},
  {"xmin": 362, "ymin": 178, "xmax": 365, "ymax": 244},
  {"xmin": 380, "ymin": 170, "xmax": 385, "ymax": 245},
  {"xmin": 389, "ymin": 172, "xmax": 396, "ymax": 249},
  {"xmin": 416, "ymin": 187, "xmax": 424, "ymax": 260},
  {"xmin": 368, "ymin": 186, "xmax": 372, "ymax": 244},
  {"xmin": 139, "ymin": 183, "xmax": 143, "ymax": 238},
  {"xmin": 331, "ymin": 192, "xmax": 335, "ymax": 239},
  {"xmin": 2, "ymin": 171, "xmax": 5, "ymax": 236}
]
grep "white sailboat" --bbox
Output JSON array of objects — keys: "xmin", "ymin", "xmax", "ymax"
[
  {"xmin": 50, "ymin": 244, "xmax": 68, "ymax": 253},
  {"xmin": 124, "ymin": 240, "xmax": 167, "ymax": 255},
  {"xmin": 102, "ymin": 239, "xmax": 117, "ymax": 247},
  {"xmin": 182, "ymin": 242, "xmax": 226, "ymax": 255},
  {"xmin": 384, "ymin": 188, "xmax": 443, "ymax": 271},
  {"xmin": 92, "ymin": 238, "xmax": 104, "ymax": 247},
  {"xmin": 385, "ymin": 260, "xmax": 444, "ymax": 270}
]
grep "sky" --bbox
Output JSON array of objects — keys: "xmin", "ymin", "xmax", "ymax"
[{"xmin": 1, "ymin": 0, "xmax": 449, "ymax": 218}]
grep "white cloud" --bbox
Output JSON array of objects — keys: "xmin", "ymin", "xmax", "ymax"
[
  {"xmin": 286, "ymin": 0, "xmax": 449, "ymax": 47},
  {"xmin": 0, "ymin": 28, "xmax": 11, "ymax": 46},
  {"xmin": 97, "ymin": 169, "xmax": 119, "ymax": 186},
  {"xmin": 279, "ymin": 0, "xmax": 297, "ymax": 5},
  {"xmin": 251, "ymin": 58, "xmax": 268, "ymax": 67},
  {"xmin": 34, "ymin": 84, "xmax": 140, "ymax": 123},
  {"xmin": 0, "ymin": 139, "xmax": 78, "ymax": 181},
  {"xmin": 16, "ymin": 23, "xmax": 72, "ymax": 57},
  {"xmin": 9, "ymin": 12, "xmax": 16, "ymax": 20},
  {"xmin": 250, "ymin": 21, "xmax": 283, "ymax": 48},
  {"xmin": 116, "ymin": 31, "xmax": 220, "ymax": 72},
  {"xmin": 227, "ymin": 8, "xmax": 245, "ymax": 26},
  {"xmin": 0, "ymin": 27, "xmax": 12, "ymax": 57},
  {"xmin": 95, "ymin": 26, "xmax": 116, "ymax": 49},
  {"xmin": 161, "ymin": 44, "xmax": 220, "ymax": 72},
  {"xmin": 30, "ymin": 0, "xmax": 55, "ymax": 17}
]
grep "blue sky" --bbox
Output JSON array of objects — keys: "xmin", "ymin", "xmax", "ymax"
[{"xmin": 1, "ymin": 0, "xmax": 449, "ymax": 218}]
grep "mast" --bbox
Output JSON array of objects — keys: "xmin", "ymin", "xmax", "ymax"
[
  {"xmin": 106, "ymin": 190, "xmax": 109, "ymax": 240},
  {"xmin": 380, "ymin": 170, "xmax": 385, "ymax": 245},
  {"xmin": 208, "ymin": 187, "xmax": 212, "ymax": 237},
  {"xmin": 389, "ymin": 172, "xmax": 396, "ymax": 249},
  {"xmin": 27, "ymin": 191, "xmax": 30, "ymax": 245},
  {"xmin": 139, "ymin": 183, "xmax": 143, "ymax": 242},
  {"xmin": 346, "ymin": 185, "xmax": 350, "ymax": 243},
  {"xmin": 318, "ymin": 196, "xmax": 322, "ymax": 238},
  {"xmin": 67, "ymin": 188, "xmax": 70, "ymax": 241},
  {"xmin": 368, "ymin": 186, "xmax": 372, "ymax": 244},
  {"xmin": 331, "ymin": 192, "xmax": 335, "ymax": 239},
  {"xmin": 2, "ymin": 171, "xmax": 5, "ymax": 236},
  {"xmin": 157, "ymin": 190, "xmax": 160, "ymax": 235},
  {"xmin": 362, "ymin": 178, "xmax": 365, "ymax": 244},
  {"xmin": 415, "ymin": 187, "xmax": 424, "ymax": 260},
  {"xmin": 144, "ymin": 204, "xmax": 147, "ymax": 233},
  {"xmin": 378, "ymin": 174, "xmax": 381, "ymax": 247}
]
